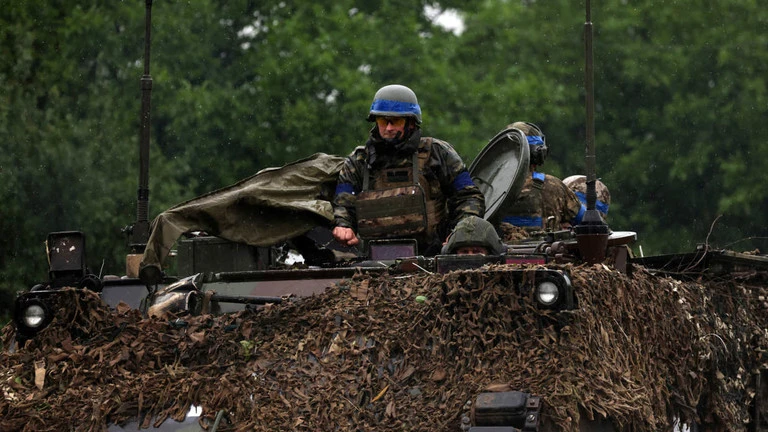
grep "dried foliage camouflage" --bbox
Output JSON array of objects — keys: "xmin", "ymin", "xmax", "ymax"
[{"xmin": 2, "ymin": 265, "xmax": 767, "ymax": 431}]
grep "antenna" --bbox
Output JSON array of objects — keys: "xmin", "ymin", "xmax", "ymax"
[
  {"xmin": 584, "ymin": 0, "xmax": 596, "ymax": 195},
  {"xmin": 574, "ymin": 0, "xmax": 611, "ymax": 264},
  {"xmin": 127, "ymin": 0, "xmax": 154, "ymax": 253}
]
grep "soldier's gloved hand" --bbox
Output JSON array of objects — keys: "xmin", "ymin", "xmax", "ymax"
[{"xmin": 333, "ymin": 226, "xmax": 360, "ymax": 246}]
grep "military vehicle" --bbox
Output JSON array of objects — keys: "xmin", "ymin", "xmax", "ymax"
[{"xmin": 4, "ymin": 2, "xmax": 768, "ymax": 432}]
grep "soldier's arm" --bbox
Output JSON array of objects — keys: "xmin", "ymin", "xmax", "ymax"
[
  {"xmin": 332, "ymin": 149, "xmax": 365, "ymax": 245},
  {"xmin": 431, "ymin": 140, "xmax": 486, "ymax": 228}
]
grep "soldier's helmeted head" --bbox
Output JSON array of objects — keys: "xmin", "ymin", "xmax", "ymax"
[
  {"xmin": 441, "ymin": 216, "xmax": 505, "ymax": 255},
  {"xmin": 563, "ymin": 175, "xmax": 611, "ymax": 219},
  {"xmin": 508, "ymin": 121, "xmax": 549, "ymax": 167},
  {"xmin": 368, "ymin": 84, "xmax": 422, "ymax": 124},
  {"xmin": 368, "ymin": 84, "xmax": 422, "ymax": 146}
]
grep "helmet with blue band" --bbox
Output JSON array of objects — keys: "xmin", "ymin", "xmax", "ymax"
[
  {"xmin": 563, "ymin": 175, "xmax": 611, "ymax": 218},
  {"xmin": 368, "ymin": 84, "xmax": 422, "ymax": 124},
  {"xmin": 510, "ymin": 121, "xmax": 549, "ymax": 166}
]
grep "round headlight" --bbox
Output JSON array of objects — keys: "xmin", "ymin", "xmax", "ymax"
[
  {"xmin": 23, "ymin": 304, "xmax": 46, "ymax": 328},
  {"xmin": 535, "ymin": 281, "xmax": 560, "ymax": 306}
]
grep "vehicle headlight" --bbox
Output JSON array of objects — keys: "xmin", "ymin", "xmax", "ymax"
[
  {"xmin": 535, "ymin": 281, "xmax": 560, "ymax": 306},
  {"xmin": 22, "ymin": 304, "xmax": 46, "ymax": 328}
]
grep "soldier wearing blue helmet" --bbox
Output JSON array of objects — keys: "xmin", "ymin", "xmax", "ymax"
[{"xmin": 332, "ymin": 84, "xmax": 485, "ymax": 255}]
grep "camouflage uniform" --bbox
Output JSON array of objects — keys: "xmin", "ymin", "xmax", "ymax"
[
  {"xmin": 496, "ymin": 171, "xmax": 584, "ymax": 231},
  {"xmin": 493, "ymin": 121, "xmax": 585, "ymax": 233},
  {"xmin": 334, "ymin": 128, "xmax": 485, "ymax": 254},
  {"xmin": 541, "ymin": 173, "xmax": 585, "ymax": 229}
]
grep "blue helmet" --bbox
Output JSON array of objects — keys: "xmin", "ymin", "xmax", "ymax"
[{"xmin": 367, "ymin": 84, "xmax": 422, "ymax": 124}]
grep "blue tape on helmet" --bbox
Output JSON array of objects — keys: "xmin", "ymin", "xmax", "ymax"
[
  {"xmin": 452, "ymin": 171, "xmax": 476, "ymax": 191},
  {"xmin": 502, "ymin": 216, "xmax": 542, "ymax": 227},
  {"xmin": 527, "ymin": 136, "xmax": 544, "ymax": 146},
  {"xmin": 335, "ymin": 183, "xmax": 355, "ymax": 196},
  {"xmin": 572, "ymin": 203, "xmax": 586, "ymax": 225},
  {"xmin": 370, "ymin": 99, "xmax": 422, "ymax": 117},
  {"xmin": 532, "ymin": 171, "xmax": 546, "ymax": 182},
  {"xmin": 596, "ymin": 200, "xmax": 609, "ymax": 215},
  {"xmin": 575, "ymin": 191, "xmax": 609, "ymax": 215}
]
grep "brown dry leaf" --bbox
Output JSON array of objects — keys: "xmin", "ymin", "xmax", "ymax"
[
  {"xmin": 116, "ymin": 302, "xmax": 131, "ymax": 315},
  {"xmin": 351, "ymin": 279, "xmax": 370, "ymax": 300},
  {"xmin": 386, "ymin": 401, "xmax": 397, "ymax": 418},
  {"xmin": 429, "ymin": 368, "xmax": 447, "ymax": 382},
  {"xmin": 484, "ymin": 383, "xmax": 512, "ymax": 392},
  {"xmin": 108, "ymin": 347, "xmax": 130, "ymax": 367},
  {"xmin": 34, "ymin": 359, "xmax": 46, "ymax": 391},
  {"xmin": 47, "ymin": 351, "xmax": 68, "ymax": 363},
  {"xmin": 395, "ymin": 365, "xmax": 416, "ymax": 382},
  {"xmin": 152, "ymin": 411, "xmax": 169, "ymax": 428},
  {"xmin": 279, "ymin": 393, "xmax": 292, "ymax": 409},
  {"xmin": 328, "ymin": 332, "xmax": 346, "ymax": 355},
  {"xmin": 293, "ymin": 388, "xmax": 309, "ymax": 401},
  {"xmin": 371, "ymin": 384, "xmax": 389, "ymax": 402},
  {"xmin": 188, "ymin": 331, "xmax": 205, "ymax": 344}
]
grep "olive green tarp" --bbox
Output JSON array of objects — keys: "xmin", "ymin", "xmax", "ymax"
[{"xmin": 141, "ymin": 153, "xmax": 345, "ymax": 269}]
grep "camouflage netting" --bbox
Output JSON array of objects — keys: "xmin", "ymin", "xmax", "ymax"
[
  {"xmin": 499, "ymin": 222, "xmax": 533, "ymax": 242},
  {"xmin": 2, "ymin": 264, "xmax": 768, "ymax": 431}
]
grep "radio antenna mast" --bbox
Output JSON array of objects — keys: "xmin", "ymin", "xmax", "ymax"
[
  {"xmin": 128, "ymin": 0, "xmax": 154, "ymax": 253},
  {"xmin": 574, "ymin": 0, "xmax": 611, "ymax": 263}
]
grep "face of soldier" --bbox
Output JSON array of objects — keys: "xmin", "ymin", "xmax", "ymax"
[
  {"xmin": 455, "ymin": 246, "xmax": 488, "ymax": 255},
  {"xmin": 375, "ymin": 116, "xmax": 407, "ymax": 140}
]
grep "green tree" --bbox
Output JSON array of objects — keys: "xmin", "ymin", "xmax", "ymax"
[
  {"xmin": 0, "ymin": 1, "xmax": 476, "ymax": 313},
  {"xmin": 1, "ymin": 3, "xmax": 144, "ymax": 306},
  {"xmin": 448, "ymin": 0, "xmax": 768, "ymax": 254},
  {"xmin": 595, "ymin": 0, "xmax": 768, "ymax": 253},
  {"xmin": 3, "ymin": 0, "xmax": 768, "ymax": 319}
]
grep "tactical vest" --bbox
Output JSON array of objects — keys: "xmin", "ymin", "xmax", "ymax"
[
  {"xmin": 501, "ymin": 171, "xmax": 545, "ymax": 231},
  {"xmin": 355, "ymin": 139, "xmax": 446, "ymax": 240}
]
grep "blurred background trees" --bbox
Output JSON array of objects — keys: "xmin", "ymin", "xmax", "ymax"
[{"xmin": 2, "ymin": 0, "xmax": 767, "ymax": 318}]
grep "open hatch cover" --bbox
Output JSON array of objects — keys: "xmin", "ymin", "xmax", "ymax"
[{"xmin": 468, "ymin": 127, "xmax": 530, "ymax": 222}]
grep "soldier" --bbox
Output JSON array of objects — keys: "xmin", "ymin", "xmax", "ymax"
[
  {"xmin": 563, "ymin": 175, "xmax": 611, "ymax": 220},
  {"xmin": 441, "ymin": 215, "xmax": 505, "ymax": 255},
  {"xmin": 332, "ymin": 84, "xmax": 485, "ymax": 255},
  {"xmin": 496, "ymin": 122, "xmax": 585, "ymax": 235}
]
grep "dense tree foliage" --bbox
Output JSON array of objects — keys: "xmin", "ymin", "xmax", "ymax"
[{"xmin": 2, "ymin": 1, "xmax": 767, "ymax": 317}]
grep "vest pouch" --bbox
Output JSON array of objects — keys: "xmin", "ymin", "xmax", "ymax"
[{"xmin": 356, "ymin": 185, "xmax": 429, "ymax": 239}]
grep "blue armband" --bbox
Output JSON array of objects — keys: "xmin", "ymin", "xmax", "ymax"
[
  {"xmin": 572, "ymin": 203, "xmax": 586, "ymax": 225},
  {"xmin": 335, "ymin": 183, "xmax": 355, "ymax": 196},
  {"xmin": 502, "ymin": 216, "xmax": 542, "ymax": 228},
  {"xmin": 452, "ymin": 171, "xmax": 476, "ymax": 191}
]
